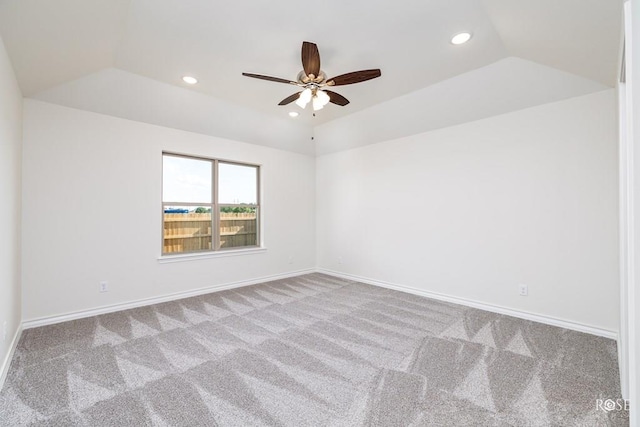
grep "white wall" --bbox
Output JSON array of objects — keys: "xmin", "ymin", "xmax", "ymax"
[
  {"xmin": 618, "ymin": 0, "xmax": 631, "ymax": 403},
  {"xmin": 22, "ymin": 99, "xmax": 316, "ymax": 321},
  {"xmin": 0, "ymin": 37, "xmax": 22, "ymax": 374},
  {"xmin": 628, "ymin": 0, "xmax": 639, "ymax": 419},
  {"xmin": 317, "ymin": 89, "xmax": 619, "ymax": 332}
]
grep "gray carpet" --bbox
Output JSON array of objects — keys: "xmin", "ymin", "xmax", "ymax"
[{"xmin": 0, "ymin": 273, "xmax": 628, "ymax": 426}]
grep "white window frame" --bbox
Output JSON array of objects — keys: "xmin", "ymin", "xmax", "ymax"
[{"xmin": 161, "ymin": 152, "xmax": 261, "ymax": 257}]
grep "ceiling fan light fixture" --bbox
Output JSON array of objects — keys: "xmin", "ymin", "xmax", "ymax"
[
  {"xmin": 296, "ymin": 88, "xmax": 312, "ymax": 108},
  {"xmin": 316, "ymin": 90, "xmax": 330, "ymax": 106},
  {"xmin": 451, "ymin": 32, "xmax": 472, "ymax": 45},
  {"xmin": 288, "ymin": 111, "xmax": 299, "ymax": 117},
  {"xmin": 312, "ymin": 96, "xmax": 324, "ymax": 111},
  {"xmin": 182, "ymin": 76, "xmax": 198, "ymax": 84}
]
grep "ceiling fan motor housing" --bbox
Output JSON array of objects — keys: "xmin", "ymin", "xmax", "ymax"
[{"xmin": 298, "ymin": 70, "xmax": 326, "ymax": 84}]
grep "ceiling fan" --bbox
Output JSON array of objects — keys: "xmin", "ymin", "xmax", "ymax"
[{"xmin": 242, "ymin": 41, "xmax": 381, "ymax": 111}]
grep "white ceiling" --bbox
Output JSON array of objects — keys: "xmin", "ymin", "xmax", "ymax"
[
  {"xmin": 0, "ymin": 0, "xmax": 624, "ymax": 148},
  {"xmin": 315, "ymin": 57, "xmax": 609, "ymax": 155}
]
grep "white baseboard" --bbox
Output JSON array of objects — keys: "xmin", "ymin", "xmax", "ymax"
[
  {"xmin": 317, "ymin": 268, "xmax": 618, "ymax": 340},
  {"xmin": 22, "ymin": 269, "xmax": 315, "ymax": 330},
  {"xmin": 20, "ymin": 267, "xmax": 618, "ymax": 341},
  {"xmin": 0, "ymin": 324, "xmax": 22, "ymax": 390}
]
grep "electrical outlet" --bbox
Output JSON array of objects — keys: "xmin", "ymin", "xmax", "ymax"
[
  {"xmin": 519, "ymin": 284, "xmax": 528, "ymax": 296},
  {"xmin": 288, "ymin": 255, "xmax": 294, "ymax": 264},
  {"xmin": 338, "ymin": 257, "xmax": 343, "ymax": 265},
  {"xmin": 99, "ymin": 281, "xmax": 109, "ymax": 293}
]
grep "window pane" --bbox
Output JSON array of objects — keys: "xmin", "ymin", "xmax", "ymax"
[
  {"xmin": 220, "ymin": 206, "xmax": 258, "ymax": 249},
  {"xmin": 219, "ymin": 163, "xmax": 257, "ymax": 204},
  {"xmin": 163, "ymin": 155, "xmax": 212, "ymax": 203},
  {"xmin": 163, "ymin": 205, "xmax": 212, "ymax": 253}
]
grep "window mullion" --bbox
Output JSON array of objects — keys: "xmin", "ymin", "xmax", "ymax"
[{"xmin": 213, "ymin": 159, "xmax": 220, "ymax": 251}]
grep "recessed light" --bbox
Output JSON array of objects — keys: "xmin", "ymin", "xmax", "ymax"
[
  {"xmin": 182, "ymin": 76, "xmax": 198, "ymax": 84},
  {"xmin": 288, "ymin": 111, "xmax": 299, "ymax": 117},
  {"xmin": 451, "ymin": 32, "xmax": 472, "ymax": 45}
]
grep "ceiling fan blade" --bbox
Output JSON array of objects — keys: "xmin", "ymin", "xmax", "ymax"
[
  {"xmin": 326, "ymin": 69, "xmax": 381, "ymax": 86},
  {"xmin": 301, "ymin": 41, "xmax": 321, "ymax": 78},
  {"xmin": 278, "ymin": 92, "xmax": 301, "ymax": 106},
  {"xmin": 325, "ymin": 90, "xmax": 350, "ymax": 106},
  {"xmin": 242, "ymin": 73, "xmax": 297, "ymax": 85}
]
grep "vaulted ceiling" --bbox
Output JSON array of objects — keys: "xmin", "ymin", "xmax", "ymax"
[{"xmin": 0, "ymin": 0, "xmax": 624, "ymax": 154}]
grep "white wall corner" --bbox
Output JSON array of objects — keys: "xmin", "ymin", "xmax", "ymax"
[{"xmin": 0, "ymin": 325, "xmax": 22, "ymax": 391}]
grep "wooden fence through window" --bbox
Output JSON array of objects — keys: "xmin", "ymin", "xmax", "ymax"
[{"xmin": 163, "ymin": 212, "xmax": 257, "ymax": 253}]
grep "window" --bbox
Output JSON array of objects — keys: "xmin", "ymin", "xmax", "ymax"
[{"xmin": 162, "ymin": 153, "xmax": 259, "ymax": 255}]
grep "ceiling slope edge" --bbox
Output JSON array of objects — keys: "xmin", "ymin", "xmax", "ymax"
[
  {"xmin": 313, "ymin": 56, "xmax": 609, "ymax": 156},
  {"xmin": 31, "ymin": 67, "xmax": 315, "ymax": 156}
]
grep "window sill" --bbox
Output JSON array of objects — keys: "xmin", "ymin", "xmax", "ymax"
[{"xmin": 157, "ymin": 247, "xmax": 267, "ymax": 264}]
